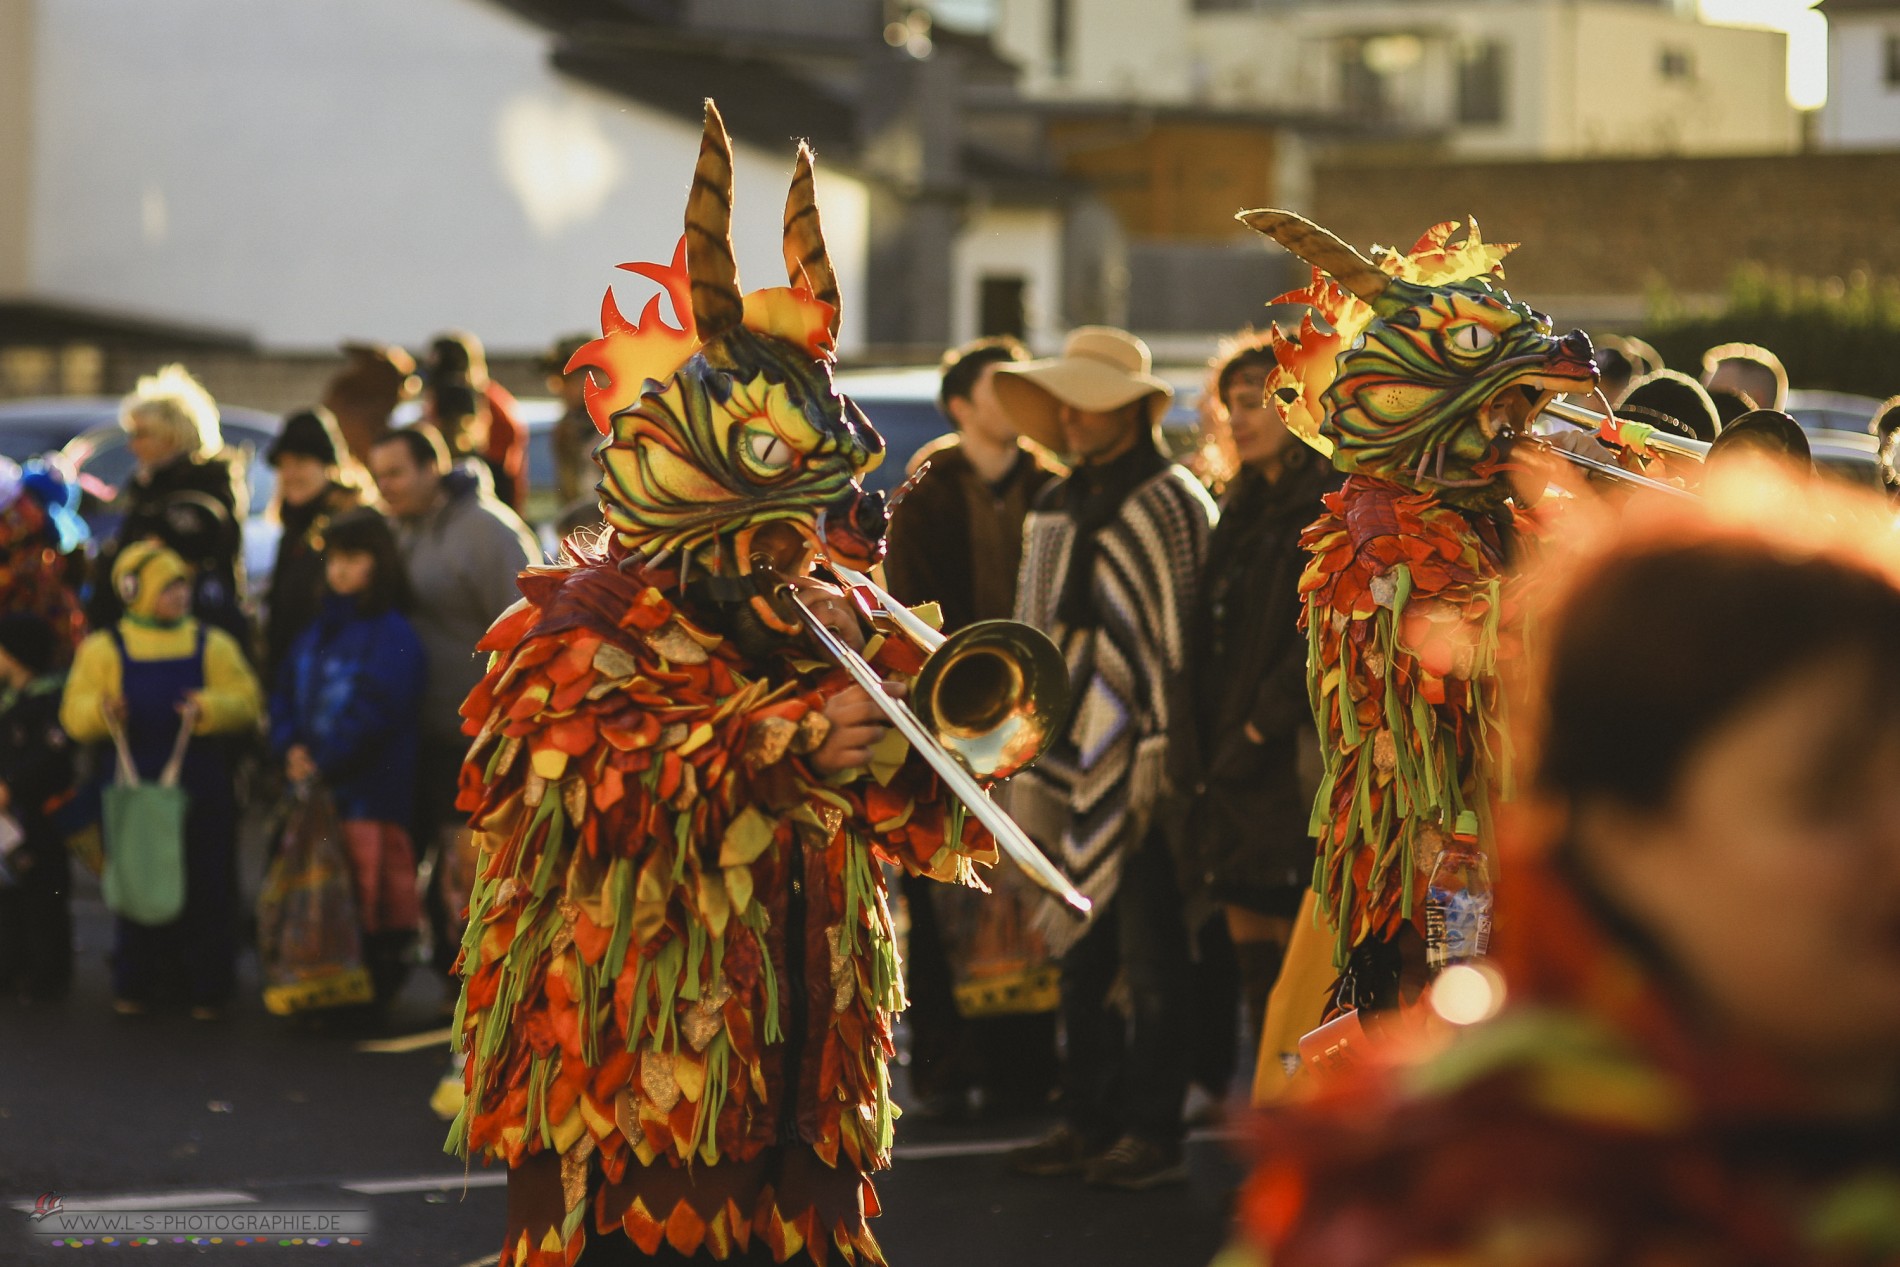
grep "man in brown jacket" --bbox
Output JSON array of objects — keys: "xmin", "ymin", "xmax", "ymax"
[{"xmin": 883, "ymin": 335, "xmax": 1064, "ymax": 1118}]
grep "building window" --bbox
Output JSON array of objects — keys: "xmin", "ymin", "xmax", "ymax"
[
  {"xmin": 1050, "ymin": 0, "xmax": 1070, "ymax": 78},
  {"xmin": 1886, "ymin": 33, "xmax": 1900, "ymax": 88},
  {"xmin": 1659, "ymin": 47, "xmax": 1695, "ymax": 80},
  {"xmin": 1338, "ymin": 37, "xmax": 1388, "ymax": 120},
  {"xmin": 978, "ymin": 276, "xmax": 1028, "ymax": 340},
  {"xmin": 1456, "ymin": 41, "xmax": 1506, "ymax": 126}
]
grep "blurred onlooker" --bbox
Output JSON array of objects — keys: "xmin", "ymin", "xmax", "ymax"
[
  {"xmin": 270, "ymin": 507, "xmax": 425, "ymax": 1010},
  {"xmin": 883, "ymin": 334, "xmax": 1064, "ymax": 1120},
  {"xmin": 545, "ymin": 333, "xmax": 597, "ymax": 510},
  {"xmin": 1872, "ymin": 395, "xmax": 1900, "ymax": 496},
  {"xmin": 88, "ymin": 365, "xmax": 249, "ymax": 647},
  {"xmin": 424, "ymin": 332, "xmax": 524, "ymax": 511},
  {"xmin": 994, "ymin": 327, "xmax": 1216, "ymax": 1189},
  {"xmin": 887, "ymin": 336, "xmax": 1062, "ymax": 631},
  {"xmin": 1587, "ymin": 345, "xmax": 1636, "ymax": 407},
  {"xmin": 1621, "ymin": 369, "xmax": 1722, "ymax": 445},
  {"xmin": 1704, "ymin": 408, "xmax": 1813, "ymax": 479},
  {"xmin": 0, "ymin": 458, "xmax": 87, "ymax": 665},
  {"xmin": 1701, "ymin": 341, "xmax": 1789, "ymax": 413},
  {"xmin": 1233, "ymin": 479, "xmax": 1900, "ymax": 1265},
  {"xmin": 262, "ymin": 407, "xmax": 363, "ymax": 684},
  {"xmin": 427, "ymin": 383, "xmax": 513, "ymax": 504},
  {"xmin": 62, "ymin": 542, "xmax": 263, "ymax": 1018},
  {"xmin": 367, "ymin": 426, "xmax": 536, "ymax": 996},
  {"xmin": 1706, "ymin": 385, "xmax": 1758, "ymax": 430},
  {"xmin": 0, "ymin": 613, "xmax": 78, "ymax": 1003},
  {"xmin": 1596, "ymin": 334, "xmax": 1661, "ymax": 385},
  {"xmin": 322, "ymin": 342, "xmax": 418, "ymax": 466},
  {"xmin": 1172, "ymin": 337, "xmax": 1334, "ymax": 1096}
]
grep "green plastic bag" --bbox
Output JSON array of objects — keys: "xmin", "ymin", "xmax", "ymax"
[{"xmin": 100, "ymin": 711, "xmax": 191, "ymax": 926}]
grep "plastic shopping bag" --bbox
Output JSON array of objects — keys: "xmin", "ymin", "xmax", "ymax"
[{"xmin": 256, "ymin": 783, "xmax": 373, "ymax": 1015}]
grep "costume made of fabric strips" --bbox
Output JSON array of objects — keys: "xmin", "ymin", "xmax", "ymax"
[
  {"xmin": 1239, "ymin": 211, "xmax": 1596, "ymax": 1009},
  {"xmin": 447, "ymin": 103, "xmax": 992, "ymax": 1267}
]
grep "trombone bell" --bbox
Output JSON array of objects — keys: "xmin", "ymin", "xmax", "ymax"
[{"xmin": 913, "ymin": 620, "xmax": 1071, "ymax": 782}]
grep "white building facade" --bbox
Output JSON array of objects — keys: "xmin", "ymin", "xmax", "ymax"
[
  {"xmin": 993, "ymin": 0, "xmax": 1798, "ymax": 159},
  {"xmin": 1821, "ymin": 0, "xmax": 1900, "ymax": 146}
]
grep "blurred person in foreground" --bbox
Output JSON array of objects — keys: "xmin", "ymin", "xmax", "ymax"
[
  {"xmin": 994, "ymin": 327, "xmax": 1217, "ymax": 1188},
  {"xmin": 269, "ymin": 507, "xmax": 425, "ymax": 1011},
  {"xmin": 367, "ymin": 425, "xmax": 536, "ymax": 1000},
  {"xmin": 322, "ymin": 342, "xmax": 417, "ymax": 465},
  {"xmin": 261, "ymin": 407, "xmax": 364, "ymax": 685},
  {"xmin": 883, "ymin": 334, "xmax": 1065, "ymax": 1119},
  {"xmin": 0, "ymin": 613, "xmax": 78, "ymax": 1002},
  {"xmin": 1703, "ymin": 340, "xmax": 1790, "ymax": 414},
  {"xmin": 1171, "ymin": 337, "xmax": 1335, "ymax": 1097},
  {"xmin": 62, "ymin": 542, "xmax": 263, "ymax": 1018},
  {"xmin": 1227, "ymin": 469, "xmax": 1900, "ymax": 1267},
  {"xmin": 89, "ymin": 365, "xmax": 249, "ymax": 646},
  {"xmin": 424, "ymin": 331, "xmax": 525, "ymax": 511}
]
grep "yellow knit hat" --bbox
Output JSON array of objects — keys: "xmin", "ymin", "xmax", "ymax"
[{"xmin": 112, "ymin": 539, "xmax": 195, "ymax": 623}]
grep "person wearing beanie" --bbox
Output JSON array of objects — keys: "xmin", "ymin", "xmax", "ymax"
[
  {"xmin": 0, "ymin": 612, "xmax": 79, "ymax": 1002},
  {"xmin": 1621, "ymin": 369, "xmax": 1723, "ymax": 445},
  {"xmin": 61, "ymin": 540, "xmax": 263, "ymax": 1018},
  {"xmin": 269, "ymin": 507, "xmax": 425, "ymax": 1012},
  {"xmin": 263, "ymin": 406, "xmax": 364, "ymax": 684}
]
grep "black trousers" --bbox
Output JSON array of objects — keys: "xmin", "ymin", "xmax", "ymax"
[
  {"xmin": 1055, "ymin": 833, "xmax": 1191, "ymax": 1145},
  {"xmin": 898, "ymin": 868, "xmax": 964, "ymax": 1101},
  {"xmin": 414, "ymin": 738, "xmax": 467, "ymax": 984},
  {"xmin": 0, "ymin": 836, "xmax": 73, "ymax": 1001}
]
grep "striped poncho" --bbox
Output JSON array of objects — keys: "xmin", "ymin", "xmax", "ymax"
[{"xmin": 1010, "ymin": 458, "xmax": 1216, "ymax": 955}]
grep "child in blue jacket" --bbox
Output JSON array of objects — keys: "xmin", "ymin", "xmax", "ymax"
[{"xmin": 270, "ymin": 507, "xmax": 426, "ymax": 1007}]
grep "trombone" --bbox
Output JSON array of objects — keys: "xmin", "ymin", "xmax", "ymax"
[
  {"xmin": 779, "ymin": 561, "xmax": 1091, "ymax": 917},
  {"xmin": 1532, "ymin": 398, "xmax": 1707, "ymax": 500}
]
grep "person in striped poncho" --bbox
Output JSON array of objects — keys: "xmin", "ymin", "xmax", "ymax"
[{"xmin": 988, "ymin": 327, "xmax": 1217, "ymax": 1191}]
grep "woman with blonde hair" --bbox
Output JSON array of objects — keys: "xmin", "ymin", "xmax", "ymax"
[{"xmin": 87, "ymin": 364, "xmax": 250, "ymax": 646}]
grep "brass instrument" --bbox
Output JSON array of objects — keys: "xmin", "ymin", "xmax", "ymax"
[
  {"xmin": 1534, "ymin": 398, "xmax": 1706, "ymax": 499},
  {"xmin": 780, "ymin": 561, "xmax": 1090, "ymax": 916}
]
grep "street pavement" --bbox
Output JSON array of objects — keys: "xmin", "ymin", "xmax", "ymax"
[{"xmin": 2, "ymin": 875, "xmax": 1246, "ymax": 1266}]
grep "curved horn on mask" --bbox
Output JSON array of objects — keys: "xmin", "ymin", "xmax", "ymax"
[
  {"xmin": 782, "ymin": 143, "xmax": 841, "ymax": 339},
  {"xmin": 686, "ymin": 100, "xmax": 744, "ymax": 341},
  {"xmin": 1238, "ymin": 208, "xmax": 1391, "ymax": 306}
]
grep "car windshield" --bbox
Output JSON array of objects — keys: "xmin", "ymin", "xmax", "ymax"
[{"xmin": 0, "ymin": 422, "xmax": 84, "ymax": 465}]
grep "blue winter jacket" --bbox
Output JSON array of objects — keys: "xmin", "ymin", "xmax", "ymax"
[{"xmin": 270, "ymin": 596, "xmax": 426, "ymax": 825}]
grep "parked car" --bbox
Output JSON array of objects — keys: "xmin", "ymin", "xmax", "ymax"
[
  {"xmin": 1807, "ymin": 428, "xmax": 1881, "ymax": 488},
  {"xmin": 1786, "ymin": 390, "xmax": 1884, "ymax": 436}
]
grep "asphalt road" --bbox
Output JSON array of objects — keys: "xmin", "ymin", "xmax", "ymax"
[{"xmin": 1, "ymin": 877, "xmax": 1245, "ymax": 1266}]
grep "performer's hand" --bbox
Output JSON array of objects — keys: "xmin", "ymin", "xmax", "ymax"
[
  {"xmin": 101, "ymin": 695, "xmax": 127, "ymax": 729},
  {"xmin": 811, "ymin": 682, "xmax": 901, "ymax": 776}
]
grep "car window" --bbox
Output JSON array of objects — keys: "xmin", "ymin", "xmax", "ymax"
[{"xmin": 0, "ymin": 422, "xmax": 83, "ymax": 464}]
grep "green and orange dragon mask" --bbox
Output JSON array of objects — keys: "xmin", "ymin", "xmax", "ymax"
[
  {"xmin": 1239, "ymin": 211, "xmax": 1597, "ymax": 511},
  {"xmin": 567, "ymin": 103, "xmax": 887, "ymax": 629}
]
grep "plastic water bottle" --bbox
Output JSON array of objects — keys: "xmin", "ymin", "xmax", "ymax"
[{"xmin": 1424, "ymin": 824, "xmax": 1492, "ymax": 971}]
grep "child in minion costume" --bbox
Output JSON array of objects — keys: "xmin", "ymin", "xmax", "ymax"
[{"xmin": 62, "ymin": 540, "xmax": 263, "ymax": 1017}]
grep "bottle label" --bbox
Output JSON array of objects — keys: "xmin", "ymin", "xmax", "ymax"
[{"xmin": 1425, "ymin": 886, "xmax": 1493, "ymax": 969}]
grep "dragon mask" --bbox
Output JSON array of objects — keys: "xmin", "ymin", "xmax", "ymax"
[
  {"xmin": 1239, "ymin": 210, "xmax": 1596, "ymax": 509},
  {"xmin": 569, "ymin": 101, "xmax": 886, "ymax": 627}
]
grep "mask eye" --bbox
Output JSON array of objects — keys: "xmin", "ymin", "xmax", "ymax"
[
  {"xmin": 1449, "ymin": 324, "xmax": 1497, "ymax": 354},
  {"xmin": 747, "ymin": 430, "xmax": 795, "ymax": 470}
]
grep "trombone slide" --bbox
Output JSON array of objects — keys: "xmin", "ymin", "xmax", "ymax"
[{"xmin": 787, "ymin": 589, "xmax": 1093, "ymax": 917}]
